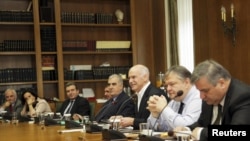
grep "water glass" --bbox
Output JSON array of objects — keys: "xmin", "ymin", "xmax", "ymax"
[
  {"xmin": 83, "ymin": 116, "xmax": 90, "ymax": 124},
  {"xmin": 64, "ymin": 113, "xmax": 71, "ymax": 121},
  {"xmin": 12, "ymin": 112, "xmax": 18, "ymax": 124},
  {"xmin": 39, "ymin": 113, "xmax": 45, "ymax": 125},
  {"xmin": 139, "ymin": 123, "xmax": 152, "ymax": 136},
  {"xmin": 112, "ymin": 121, "xmax": 120, "ymax": 130}
]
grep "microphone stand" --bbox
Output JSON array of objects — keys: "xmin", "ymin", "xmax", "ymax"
[
  {"xmin": 111, "ymin": 96, "xmax": 133, "ymax": 130},
  {"xmin": 150, "ymin": 90, "xmax": 184, "ymax": 135}
]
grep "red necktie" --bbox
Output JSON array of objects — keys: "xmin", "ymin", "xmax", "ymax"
[{"xmin": 9, "ymin": 104, "xmax": 13, "ymax": 113}]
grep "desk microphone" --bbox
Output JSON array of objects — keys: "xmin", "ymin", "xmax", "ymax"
[
  {"xmin": 111, "ymin": 96, "xmax": 133, "ymax": 128},
  {"xmin": 174, "ymin": 90, "xmax": 183, "ymax": 98},
  {"xmin": 168, "ymin": 130, "xmax": 196, "ymax": 140}
]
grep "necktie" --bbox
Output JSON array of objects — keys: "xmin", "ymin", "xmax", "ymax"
[
  {"xmin": 9, "ymin": 104, "xmax": 13, "ymax": 113},
  {"xmin": 132, "ymin": 94, "xmax": 138, "ymax": 105},
  {"xmin": 178, "ymin": 102, "xmax": 184, "ymax": 114},
  {"xmin": 64, "ymin": 101, "xmax": 74, "ymax": 114},
  {"xmin": 213, "ymin": 105, "xmax": 222, "ymax": 125}
]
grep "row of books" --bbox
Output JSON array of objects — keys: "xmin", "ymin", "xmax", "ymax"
[
  {"xmin": 64, "ymin": 70, "xmax": 93, "ymax": 80},
  {"xmin": 61, "ymin": 12, "xmax": 114, "ymax": 24},
  {"xmin": 62, "ymin": 40, "xmax": 96, "ymax": 51},
  {"xmin": 0, "ymin": 40, "xmax": 35, "ymax": 51},
  {"xmin": 0, "ymin": 11, "xmax": 116, "ymax": 24},
  {"xmin": 43, "ymin": 70, "xmax": 58, "ymax": 81},
  {"xmin": 0, "ymin": 40, "xmax": 131, "ymax": 52},
  {"xmin": 64, "ymin": 66, "xmax": 131, "ymax": 80},
  {"xmin": 0, "ymin": 11, "xmax": 33, "ymax": 22},
  {"xmin": 0, "ymin": 41, "xmax": 56, "ymax": 52},
  {"xmin": 0, "ymin": 68, "xmax": 36, "ymax": 83},
  {"xmin": 63, "ymin": 40, "xmax": 131, "ymax": 51},
  {"xmin": 0, "ymin": 66, "xmax": 130, "ymax": 83},
  {"xmin": 41, "ymin": 27, "xmax": 57, "ymax": 52}
]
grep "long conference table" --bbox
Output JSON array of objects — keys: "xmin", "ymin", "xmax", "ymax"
[
  {"xmin": 0, "ymin": 121, "xmax": 155, "ymax": 141},
  {"xmin": 0, "ymin": 121, "xmax": 178, "ymax": 141},
  {"xmin": 0, "ymin": 122, "xmax": 103, "ymax": 141}
]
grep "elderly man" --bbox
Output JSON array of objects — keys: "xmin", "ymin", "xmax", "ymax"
[
  {"xmin": 0, "ymin": 88, "xmax": 23, "ymax": 118},
  {"xmin": 119, "ymin": 64, "xmax": 167, "ymax": 129},
  {"xmin": 94, "ymin": 74, "xmax": 135, "ymax": 122}
]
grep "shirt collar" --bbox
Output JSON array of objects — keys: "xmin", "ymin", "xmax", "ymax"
[{"xmin": 137, "ymin": 81, "xmax": 151, "ymax": 99}]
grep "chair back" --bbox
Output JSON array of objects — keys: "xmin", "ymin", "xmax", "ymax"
[{"xmin": 89, "ymin": 102, "xmax": 96, "ymax": 120}]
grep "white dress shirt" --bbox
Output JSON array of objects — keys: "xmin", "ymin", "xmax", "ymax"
[
  {"xmin": 148, "ymin": 85, "xmax": 202, "ymax": 131},
  {"xmin": 137, "ymin": 81, "xmax": 150, "ymax": 110}
]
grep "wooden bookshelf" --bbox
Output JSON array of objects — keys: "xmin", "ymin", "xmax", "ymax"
[{"xmin": 0, "ymin": 0, "xmax": 136, "ymax": 101}]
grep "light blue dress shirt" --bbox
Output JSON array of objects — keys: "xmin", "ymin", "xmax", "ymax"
[{"xmin": 147, "ymin": 86, "xmax": 202, "ymax": 131}]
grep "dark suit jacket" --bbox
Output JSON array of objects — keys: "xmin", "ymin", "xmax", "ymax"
[
  {"xmin": 133, "ymin": 83, "xmax": 166, "ymax": 129},
  {"xmin": 94, "ymin": 91, "xmax": 135, "ymax": 122},
  {"xmin": 59, "ymin": 95, "xmax": 90, "ymax": 117},
  {"xmin": 188, "ymin": 78, "xmax": 250, "ymax": 141},
  {"xmin": 4, "ymin": 99, "xmax": 23, "ymax": 119}
]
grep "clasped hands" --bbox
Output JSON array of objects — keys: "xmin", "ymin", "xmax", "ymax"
[{"xmin": 147, "ymin": 95, "xmax": 168, "ymax": 118}]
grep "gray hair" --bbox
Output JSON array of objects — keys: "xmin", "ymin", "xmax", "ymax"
[
  {"xmin": 4, "ymin": 88, "xmax": 17, "ymax": 97},
  {"xmin": 109, "ymin": 74, "xmax": 124, "ymax": 85},
  {"xmin": 130, "ymin": 64, "xmax": 150, "ymax": 78},
  {"xmin": 191, "ymin": 59, "xmax": 231, "ymax": 86},
  {"xmin": 165, "ymin": 65, "xmax": 191, "ymax": 82}
]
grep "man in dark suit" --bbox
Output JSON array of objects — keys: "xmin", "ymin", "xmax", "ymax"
[
  {"xmin": 119, "ymin": 64, "xmax": 166, "ymax": 129},
  {"xmin": 59, "ymin": 82, "xmax": 90, "ymax": 120},
  {"xmin": 94, "ymin": 74, "xmax": 135, "ymax": 122},
  {"xmin": 175, "ymin": 59, "xmax": 250, "ymax": 141}
]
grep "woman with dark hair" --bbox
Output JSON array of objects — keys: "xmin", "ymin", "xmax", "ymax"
[{"xmin": 20, "ymin": 90, "xmax": 51, "ymax": 117}]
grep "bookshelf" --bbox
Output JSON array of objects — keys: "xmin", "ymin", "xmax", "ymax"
[
  {"xmin": 0, "ymin": 0, "xmax": 136, "ymax": 102},
  {"xmin": 0, "ymin": 0, "xmax": 39, "ymax": 99},
  {"xmin": 56, "ymin": 0, "xmax": 134, "ymax": 100}
]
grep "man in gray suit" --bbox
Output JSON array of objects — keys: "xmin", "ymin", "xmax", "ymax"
[{"xmin": 0, "ymin": 88, "xmax": 23, "ymax": 118}]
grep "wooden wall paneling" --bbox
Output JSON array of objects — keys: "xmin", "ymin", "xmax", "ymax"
[
  {"xmin": 193, "ymin": 0, "xmax": 250, "ymax": 84},
  {"xmin": 151, "ymin": 0, "xmax": 168, "ymax": 79},
  {"xmin": 132, "ymin": 0, "xmax": 155, "ymax": 81},
  {"xmin": 193, "ymin": 0, "xmax": 210, "ymax": 63}
]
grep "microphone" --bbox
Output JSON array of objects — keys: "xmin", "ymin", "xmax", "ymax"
[
  {"xmin": 174, "ymin": 90, "xmax": 183, "ymax": 98},
  {"xmin": 110, "ymin": 95, "xmax": 133, "ymax": 129},
  {"xmin": 168, "ymin": 130, "xmax": 196, "ymax": 140}
]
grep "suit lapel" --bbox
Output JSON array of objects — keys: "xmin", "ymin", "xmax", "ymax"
[{"xmin": 137, "ymin": 85, "xmax": 151, "ymax": 117}]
